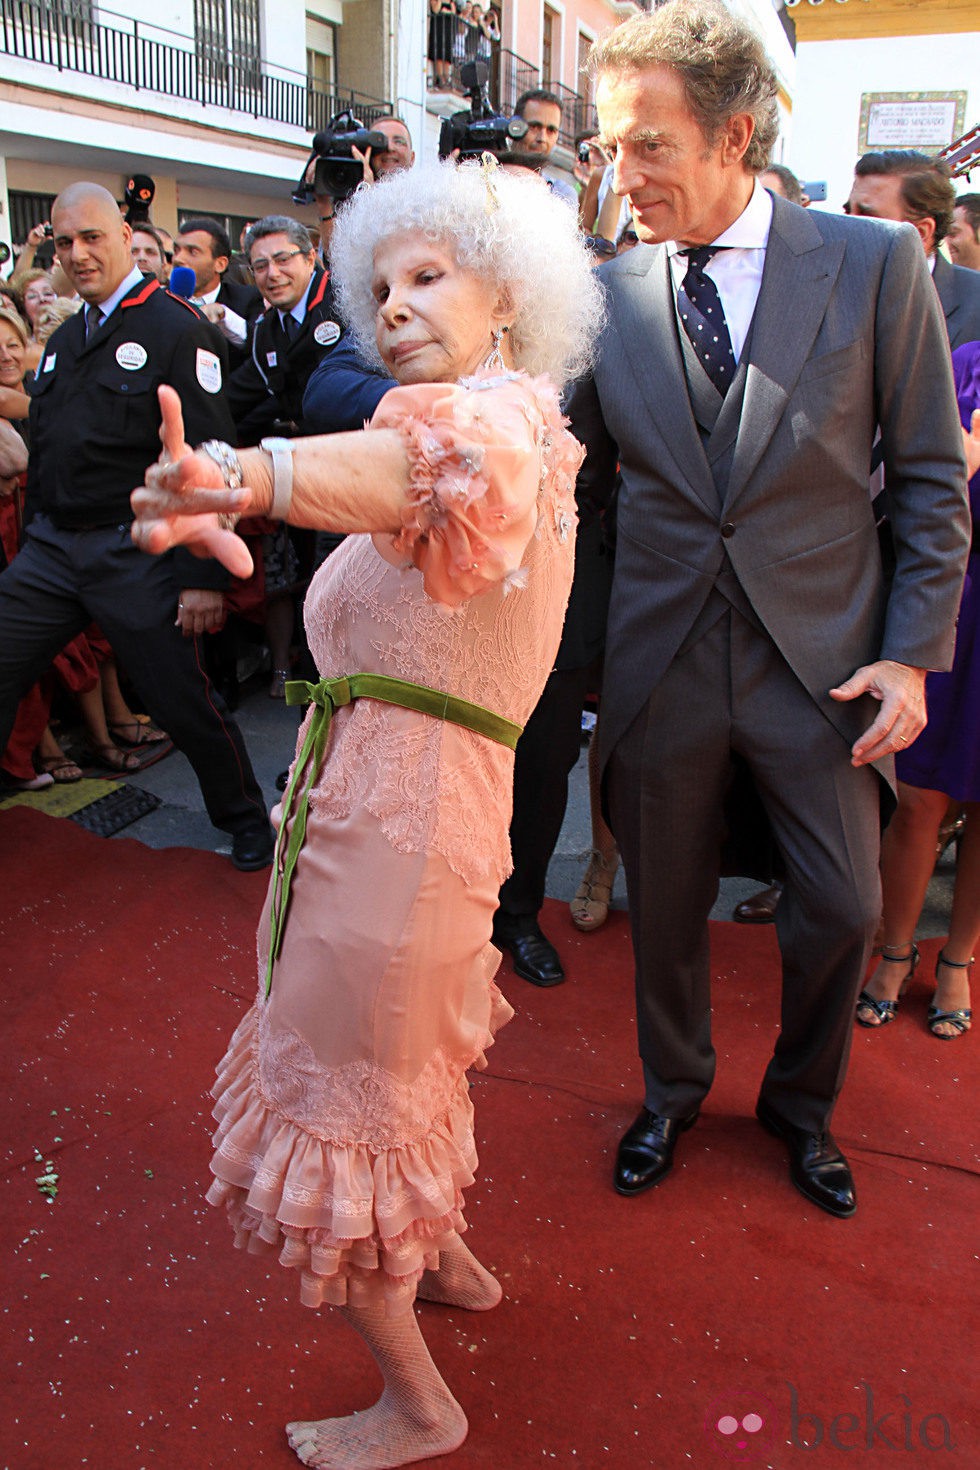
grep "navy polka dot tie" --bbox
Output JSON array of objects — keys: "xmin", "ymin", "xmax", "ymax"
[{"xmin": 677, "ymin": 246, "xmax": 736, "ymax": 396}]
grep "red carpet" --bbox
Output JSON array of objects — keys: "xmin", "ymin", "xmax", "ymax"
[{"xmin": 2, "ymin": 807, "xmax": 977, "ymax": 1469}]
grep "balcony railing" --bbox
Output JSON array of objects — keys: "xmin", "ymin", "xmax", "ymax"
[{"xmin": 0, "ymin": 0, "xmax": 390, "ymax": 135}]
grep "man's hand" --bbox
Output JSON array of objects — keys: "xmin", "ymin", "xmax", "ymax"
[
  {"xmin": 131, "ymin": 385, "xmax": 254, "ymax": 577},
  {"xmin": 964, "ymin": 408, "xmax": 980, "ymax": 480},
  {"xmin": 176, "ymin": 587, "xmax": 226, "ymax": 638},
  {"xmin": 829, "ymin": 659, "xmax": 927, "ymax": 766},
  {"xmin": 351, "ymin": 144, "xmax": 376, "ymax": 184},
  {"xmin": 199, "ymin": 302, "xmax": 226, "ymax": 325}
]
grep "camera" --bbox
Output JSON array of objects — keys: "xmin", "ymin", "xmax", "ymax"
[
  {"xmin": 43, "ymin": 225, "xmax": 54, "ymax": 238},
  {"xmin": 438, "ymin": 61, "xmax": 527, "ymax": 161},
  {"xmin": 293, "ymin": 112, "xmax": 390, "ymax": 205},
  {"xmin": 577, "ymin": 141, "xmax": 592, "ymax": 166}
]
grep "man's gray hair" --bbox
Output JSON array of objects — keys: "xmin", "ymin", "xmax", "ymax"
[
  {"xmin": 589, "ymin": 0, "xmax": 779, "ymax": 174},
  {"xmin": 244, "ymin": 215, "xmax": 315, "ymax": 258},
  {"xmin": 330, "ymin": 161, "xmax": 603, "ymax": 387}
]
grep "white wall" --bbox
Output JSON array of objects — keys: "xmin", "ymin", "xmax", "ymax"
[{"xmin": 790, "ymin": 33, "xmax": 979, "ymax": 214}]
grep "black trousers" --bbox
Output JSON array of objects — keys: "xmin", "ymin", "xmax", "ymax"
[
  {"xmin": 494, "ymin": 661, "xmax": 596, "ymax": 937},
  {"xmin": 606, "ymin": 609, "xmax": 881, "ymax": 1133},
  {"xmin": 0, "ymin": 516, "xmax": 268, "ymax": 837}
]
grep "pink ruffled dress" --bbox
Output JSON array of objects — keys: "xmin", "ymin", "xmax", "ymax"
[{"xmin": 206, "ymin": 370, "xmax": 583, "ymax": 1312}]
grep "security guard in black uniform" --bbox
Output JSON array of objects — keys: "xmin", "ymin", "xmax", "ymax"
[
  {"xmin": 227, "ymin": 215, "xmax": 342, "ymax": 446},
  {"xmin": 0, "ymin": 181, "xmax": 273, "ymax": 869}
]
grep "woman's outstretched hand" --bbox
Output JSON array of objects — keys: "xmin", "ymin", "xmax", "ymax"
[{"xmin": 131, "ymin": 386, "xmax": 255, "ymax": 578}]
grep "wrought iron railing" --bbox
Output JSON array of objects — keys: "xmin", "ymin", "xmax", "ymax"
[{"xmin": 0, "ymin": 0, "xmax": 390, "ymax": 134}]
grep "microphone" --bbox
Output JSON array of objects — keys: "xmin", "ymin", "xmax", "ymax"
[{"xmin": 168, "ymin": 265, "xmax": 197, "ymax": 299}]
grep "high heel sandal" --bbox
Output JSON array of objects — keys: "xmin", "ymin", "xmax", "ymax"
[
  {"xmin": 855, "ymin": 943, "xmax": 919, "ymax": 1028},
  {"xmin": 570, "ymin": 849, "xmax": 619, "ymax": 932},
  {"xmin": 269, "ymin": 669, "xmax": 289, "ymax": 699},
  {"xmin": 928, "ymin": 950, "xmax": 973, "ymax": 1040}
]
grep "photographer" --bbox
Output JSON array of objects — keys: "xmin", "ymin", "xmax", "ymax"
[
  {"xmin": 305, "ymin": 118, "xmax": 413, "ymax": 264},
  {"xmin": 514, "ymin": 90, "xmax": 578, "ymax": 208},
  {"xmin": 11, "ymin": 222, "xmax": 54, "ymax": 280}
]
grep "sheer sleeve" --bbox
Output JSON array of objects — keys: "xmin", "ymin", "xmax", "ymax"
[{"xmin": 368, "ymin": 372, "xmax": 551, "ymax": 607}]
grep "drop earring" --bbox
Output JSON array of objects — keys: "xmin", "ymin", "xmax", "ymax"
[{"xmin": 485, "ymin": 326, "xmax": 508, "ymax": 372}]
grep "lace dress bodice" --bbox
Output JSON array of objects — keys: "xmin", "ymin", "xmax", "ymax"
[{"xmin": 296, "ymin": 370, "xmax": 582, "ymax": 886}]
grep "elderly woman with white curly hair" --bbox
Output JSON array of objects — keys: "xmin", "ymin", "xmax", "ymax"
[{"xmin": 131, "ymin": 160, "xmax": 602, "ymax": 1470}]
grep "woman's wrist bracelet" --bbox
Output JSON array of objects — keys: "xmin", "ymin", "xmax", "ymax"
[{"xmin": 198, "ymin": 440, "xmax": 244, "ymax": 530}]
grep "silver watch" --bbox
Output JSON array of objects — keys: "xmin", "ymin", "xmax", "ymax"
[{"xmin": 259, "ymin": 436, "xmax": 297, "ymax": 520}]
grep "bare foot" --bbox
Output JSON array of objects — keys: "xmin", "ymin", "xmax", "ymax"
[
  {"xmin": 417, "ymin": 1239, "xmax": 503, "ymax": 1311},
  {"xmin": 286, "ymin": 1389, "xmax": 468, "ymax": 1469}
]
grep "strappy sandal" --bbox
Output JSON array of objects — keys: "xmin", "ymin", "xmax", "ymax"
[
  {"xmin": 928, "ymin": 950, "xmax": 973, "ymax": 1040},
  {"xmin": 570, "ymin": 849, "xmax": 619, "ymax": 932},
  {"xmin": 855, "ymin": 943, "xmax": 919, "ymax": 1028},
  {"xmin": 86, "ymin": 743, "xmax": 141, "ymax": 773},
  {"xmin": 269, "ymin": 669, "xmax": 289, "ymax": 699},
  {"xmin": 38, "ymin": 756, "xmax": 84, "ymax": 784},
  {"xmin": 108, "ymin": 717, "xmax": 169, "ymax": 748}
]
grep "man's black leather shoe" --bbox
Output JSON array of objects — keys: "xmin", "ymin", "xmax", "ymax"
[
  {"xmin": 756, "ymin": 1098, "xmax": 856, "ymax": 1218},
  {"xmin": 733, "ymin": 882, "xmax": 783, "ymax": 923},
  {"xmin": 613, "ymin": 1107, "xmax": 699, "ymax": 1195},
  {"xmin": 497, "ymin": 926, "xmax": 565, "ymax": 987},
  {"xmin": 231, "ymin": 824, "xmax": 275, "ymax": 872}
]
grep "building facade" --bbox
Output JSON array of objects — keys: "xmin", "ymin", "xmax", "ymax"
[{"xmin": 0, "ymin": 0, "xmax": 796, "ymax": 263}]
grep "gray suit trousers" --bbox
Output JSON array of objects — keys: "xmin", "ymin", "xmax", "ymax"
[{"xmin": 607, "ymin": 606, "xmax": 882, "ymax": 1133}]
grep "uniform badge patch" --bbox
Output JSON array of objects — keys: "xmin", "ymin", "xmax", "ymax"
[
  {"xmin": 43, "ymin": 354, "xmax": 57, "ymax": 373},
  {"xmin": 266, "ymin": 351, "xmax": 278, "ymax": 367},
  {"xmin": 116, "ymin": 341, "xmax": 148, "ymax": 371},
  {"xmin": 314, "ymin": 320, "xmax": 341, "ymax": 347},
  {"xmin": 196, "ymin": 348, "xmax": 222, "ymax": 394}
]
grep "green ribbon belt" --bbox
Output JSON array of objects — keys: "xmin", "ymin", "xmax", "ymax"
[{"xmin": 264, "ymin": 672, "xmax": 523, "ymax": 996}]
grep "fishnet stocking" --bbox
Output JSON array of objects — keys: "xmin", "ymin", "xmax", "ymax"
[
  {"xmin": 286, "ymin": 1298, "xmax": 467, "ymax": 1469},
  {"xmin": 417, "ymin": 1233, "xmax": 503, "ymax": 1311}
]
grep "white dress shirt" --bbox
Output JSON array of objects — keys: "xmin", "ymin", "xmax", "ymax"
[
  {"xmin": 278, "ymin": 276, "xmax": 314, "ymax": 335},
  {"xmin": 192, "ymin": 282, "xmax": 247, "ymax": 347},
  {"xmin": 88, "ymin": 265, "xmax": 145, "ymax": 329},
  {"xmin": 667, "ymin": 180, "xmax": 773, "ymax": 364}
]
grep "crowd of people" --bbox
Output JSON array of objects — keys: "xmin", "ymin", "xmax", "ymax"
[
  {"xmin": 3, "ymin": 0, "xmax": 979, "ymax": 1463},
  {"xmin": 427, "ymin": 0, "xmax": 501, "ymax": 91}
]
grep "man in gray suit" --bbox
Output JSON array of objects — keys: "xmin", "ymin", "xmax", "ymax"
[
  {"xmin": 570, "ymin": 1, "xmax": 971, "ymax": 1217},
  {"xmin": 846, "ymin": 150, "xmax": 980, "ymax": 348}
]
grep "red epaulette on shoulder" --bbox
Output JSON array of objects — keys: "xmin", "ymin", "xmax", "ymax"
[
  {"xmin": 163, "ymin": 291, "xmax": 204, "ymax": 315},
  {"xmin": 121, "ymin": 278, "xmax": 161, "ymax": 309},
  {"xmin": 308, "ymin": 273, "xmax": 329, "ymax": 312}
]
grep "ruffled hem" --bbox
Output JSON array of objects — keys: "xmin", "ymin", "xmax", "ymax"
[{"xmin": 206, "ymin": 983, "xmax": 513, "ymax": 1312}]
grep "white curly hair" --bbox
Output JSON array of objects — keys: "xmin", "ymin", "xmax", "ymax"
[{"xmin": 329, "ymin": 159, "xmax": 604, "ymax": 388}]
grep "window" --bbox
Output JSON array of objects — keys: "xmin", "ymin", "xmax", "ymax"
[
  {"xmin": 542, "ymin": 5, "xmax": 558, "ymax": 87},
  {"xmin": 306, "ymin": 13, "xmax": 337, "ymax": 131},
  {"xmin": 577, "ymin": 30, "xmax": 592, "ymax": 110},
  {"xmin": 10, "ymin": 191, "xmax": 57, "ymax": 249},
  {"xmin": 195, "ymin": 0, "xmax": 261, "ymax": 103}
]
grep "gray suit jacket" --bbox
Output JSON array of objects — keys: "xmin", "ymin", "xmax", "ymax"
[
  {"xmin": 933, "ymin": 249, "xmax": 980, "ymax": 349},
  {"xmin": 569, "ymin": 194, "xmax": 971, "ymax": 782}
]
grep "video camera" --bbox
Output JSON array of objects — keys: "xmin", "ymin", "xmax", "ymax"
[
  {"xmin": 293, "ymin": 112, "xmax": 390, "ymax": 205},
  {"xmin": 438, "ymin": 62, "xmax": 527, "ymax": 162}
]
